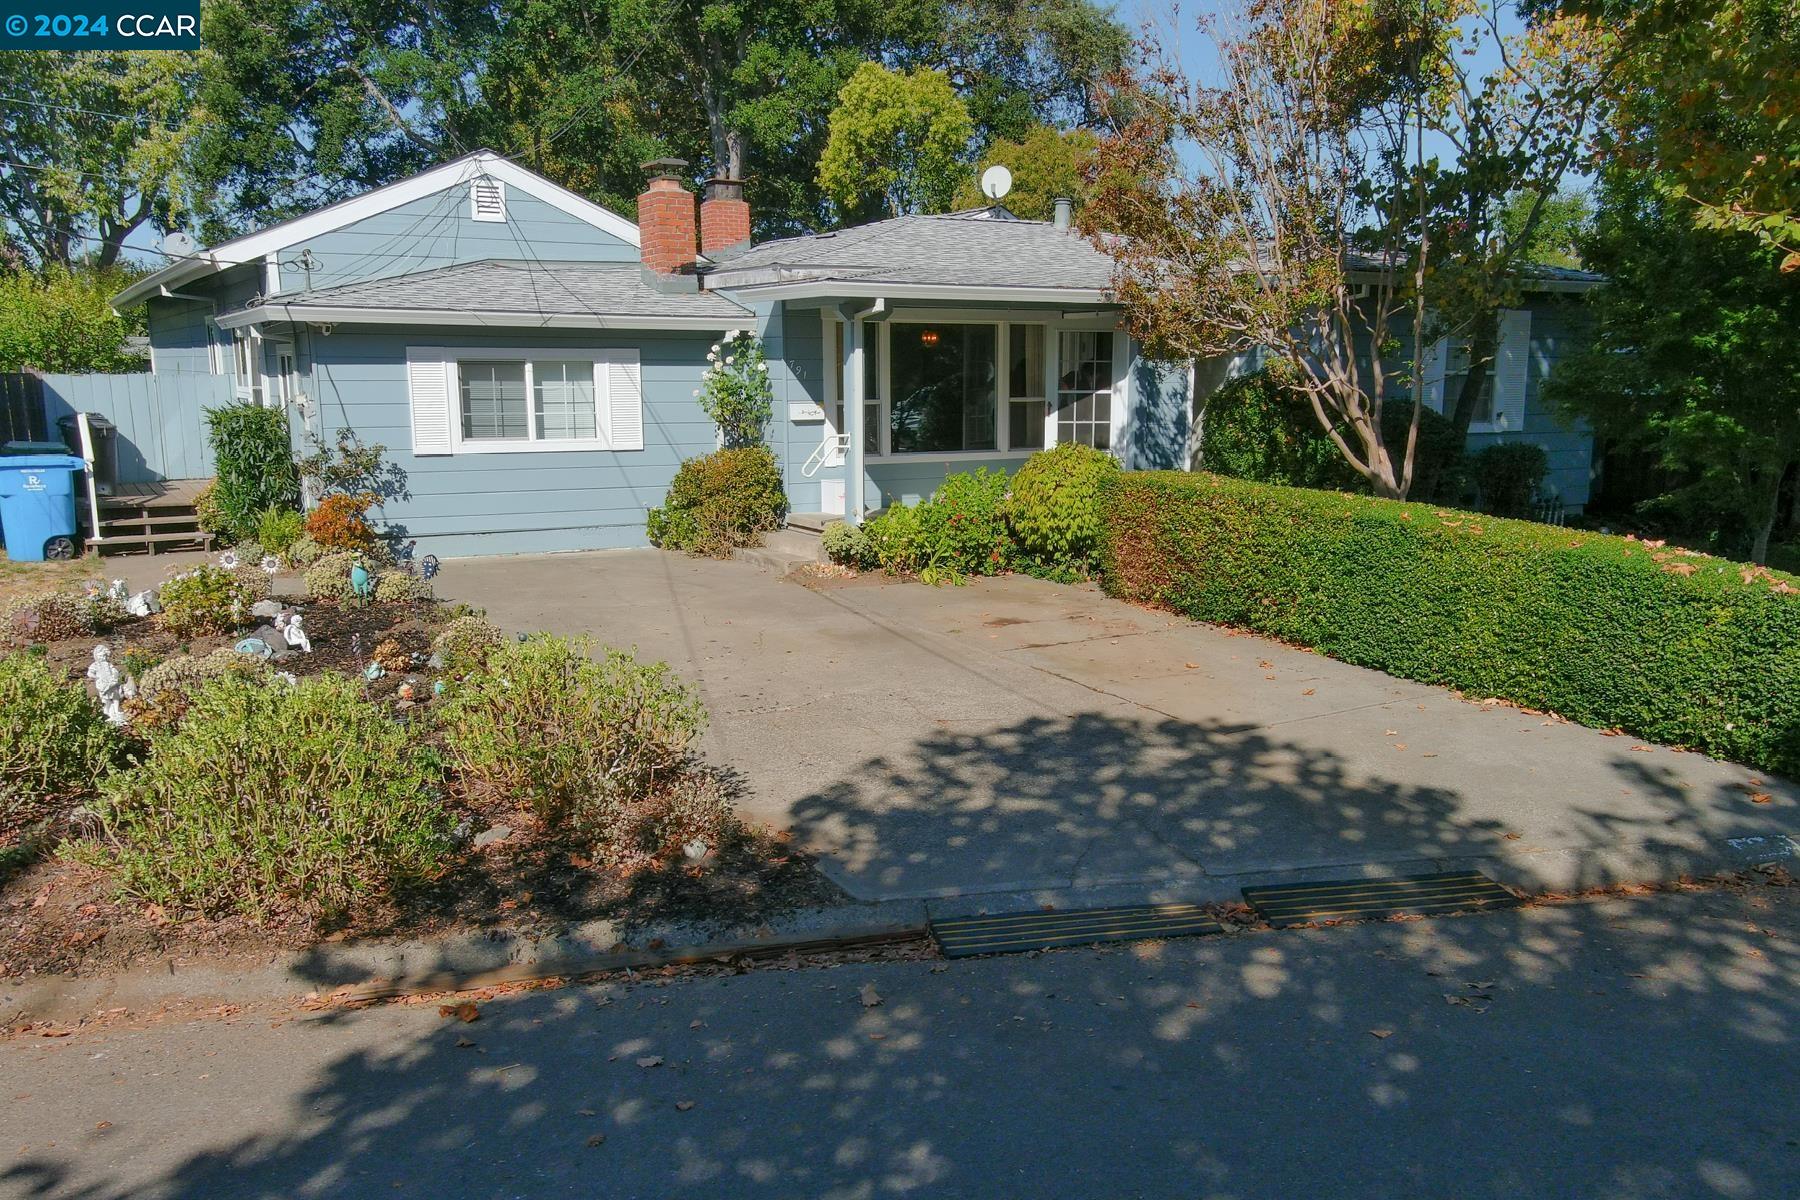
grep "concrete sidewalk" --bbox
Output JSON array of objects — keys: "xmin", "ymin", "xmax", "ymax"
[{"xmin": 436, "ymin": 550, "xmax": 1800, "ymax": 906}]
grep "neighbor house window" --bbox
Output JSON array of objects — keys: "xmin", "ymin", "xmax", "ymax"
[
  {"xmin": 1056, "ymin": 330, "xmax": 1113, "ymax": 450},
  {"xmin": 1008, "ymin": 323, "xmax": 1046, "ymax": 449},
  {"xmin": 890, "ymin": 323, "xmax": 997, "ymax": 454},
  {"xmin": 459, "ymin": 359, "xmax": 599, "ymax": 444},
  {"xmin": 1442, "ymin": 341, "xmax": 1494, "ymax": 426},
  {"xmin": 232, "ymin": 331, "xmax": 264, "ymax": 405}
]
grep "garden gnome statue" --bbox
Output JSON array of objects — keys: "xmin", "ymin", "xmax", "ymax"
[
  {"xmin": 283, "ymin": 611, "xmax": 313, "ymax": 654},
  {"xmin": 350, "ymin": 558, "xmax": 375, "ymax": 604},
  {"xmin": 86, "ymin": 645, "xmax": 135, "ymax": 725}
]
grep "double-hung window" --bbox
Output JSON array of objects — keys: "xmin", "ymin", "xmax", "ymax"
[
  {"xmin": 1055, "ymin": 330, "xmax": 1113, "ymax": 449},
  {"xmin": 458, "ymin": 359, "xmax": 598, "ymax": 445},
  {"xmin": 1008, "ymin": 323, "xmax": 1047, "ymax": 449},
  {"xmin": 232, "ymin": 331, "xmax": 264, "ymax": 405}
]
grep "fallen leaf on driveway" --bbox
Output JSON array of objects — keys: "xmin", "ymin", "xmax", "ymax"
[
  {"xmin": 1385, "ymin": 729, "xmax": 1399, "ymax": 736},
  {"xmin": 636, "ymin": 1055, "xmax": 664, "ymax": 1068},
  {"xmin": 1302, "ymin": 688, "xmax": 1315, "ymax": 696},
  {"xmin": 1629, "ymin": 745, "xmax": 1654, "ymax": 753},
  {"xmin": 675, "ymin": 1100, "xmax": 695, "ymax": 1111},
  {"xmin": 689, "ymin": 1020, "xmax": 704, "ymax": 1030},
  {"xmin": 585, "ymin": 1134, "xmax": 607, "ymax": 1148},
  {"xmin": 1748, "ymin": 791, "xmax": 1772, "ymax": 804},
  {"xmin": 455, "ymin": 1036, "xmax": 476, "ymax": 1048},
  {"xmin": 860, "ymin": 983, "xmax": 883, "ymax": 1008},
  {"xmin": 438, "ymin": 1002, "xmax": 480, "ymax": 1023},
  {"xmin": 1184, "ymin": 662, "xmax": 1199, "ymax": 669},
  {"xmin": 1368, "ymin": 1029, "xmax": 1393, "ymax": 1039}
]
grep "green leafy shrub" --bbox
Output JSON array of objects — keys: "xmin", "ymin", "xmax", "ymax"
[
  {"xmin": 88, "ymin": 674, "xmax": 451, "ymax": 920},
  {"xmin": 1472, "ymin": 443, "xmax": 1549, "ymax": 518},
  {"xmin": 440, "ymin": 636, "xmax": 706, "ymax": 846},
  {"xmin": 862, "ymin": 503, "xmax": 925, "ymax": 575},
  {"xmin": 0, "ymin": 264, "xmax": 145, "ymax": 374},
  {"xmin": 158, "ymin": 565, "xmax": 254, "ymax": 637},
  {"xmin": 192, "ymin": 479, "xmax": 231, "ymax": 541},
  {"xmin": 1198, "ymin": 370, "xmax": 1467, "ymax": 503},
  {"xmin": 204, "ymin": 403, "xmax": 301, "ymax": 540},
  {"xmin": 916, "ymin": 469, "xmax": 1014, "ymax": 579},
  {"xmin": 820, "ymin": 520, "xmax": 874, "ymax": 568},
  {"xmin": 284, "ymin": 535, "xmax": 325, "ymax": 569},
  {"xmin": 1, "ymin": 654, "xmax": 121, "ymax": 831},
  {"xmin": 646, "ymin": 447, "xmax": 787, "ymax": 557},
  {"xmin": 304, "ymin": 552, "xmax": 359, "ymax": 602},
  {"xmin": 1100, "ymin": 471, "xmax": 1800, "ymax": 775},
  {"xmin": 431, "ymin": 614, "xmax": 504, "ymax": 672},
  {"xmin": 256, "ymin": 506, "xmax": 305, "ymax": 556},
  {"xmin": 1006, "ymin": 443, "xmax": 1120, "ymax": 573},
  {"xmin": 374, "ymin": 571, "xmax": 433, "ymax": 603}
]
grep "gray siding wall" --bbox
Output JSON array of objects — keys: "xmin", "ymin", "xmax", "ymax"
[
  {"xmin": 281, "ymin": 183, "xmax": 637, "ymax": 294},
  {"xmin": 146, "ymin": 297, "xmax": 213, "ymax": 375},
  {"xmin": 308, "ymin": 325, "xmax": 715, "ymax": 558}
]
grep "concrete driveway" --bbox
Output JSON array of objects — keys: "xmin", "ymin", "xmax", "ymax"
[{"xmin": 436, "ymin": 550, "xmax": 1799, "ymax": 906}]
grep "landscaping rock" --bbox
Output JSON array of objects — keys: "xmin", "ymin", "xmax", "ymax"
[
  {"xmin": 250, "ymin": 599, "xmax": 285, "ymax": 620},
  {"xmin": 472, "ymin": 825, "xmax": 514, "ymax": 849}
]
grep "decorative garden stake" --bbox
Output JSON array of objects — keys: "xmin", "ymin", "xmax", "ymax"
[
  {"xmin": 349, "ymin": 558, "xmax": 375, "ymax": 605},
  {"xmin": 86, "ymin": 645, "xmax": 135, "ymax": 725},
  {"xmin": 218, "ymin": 550, "xmax": 240, "ymax": 570},
  {"xmin": 260, "ymin": 555, "xmax": 282, "ymax": 575}
]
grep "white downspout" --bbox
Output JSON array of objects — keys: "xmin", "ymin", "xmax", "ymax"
[{"xmin": 843, "ymin": 298, "xmax": 885, "ymax": 524}]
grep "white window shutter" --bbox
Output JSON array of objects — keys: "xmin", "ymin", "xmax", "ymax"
[
  {"xmin": 406, "ymin": 347, "xmax": 453, "ymax": 455},
  {"xmin": 606, "ymin": 351, "xmax": 644, "ymax": 451},
  {"xmin": 1492, "ymin": 308, "xmax": 1531, "ymax": 433},
  {"xmin": 1422, "ymin": 337, "xmax": 1448, "ymax": 412}
]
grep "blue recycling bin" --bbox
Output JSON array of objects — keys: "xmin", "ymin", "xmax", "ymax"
[{"xmin": 0, "ymin": 454, "xmax": 87, "ymax": 561}]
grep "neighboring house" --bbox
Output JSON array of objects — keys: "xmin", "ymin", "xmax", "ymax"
[{"xmin": 107, "ymin": 149, "xmax": 1600, "ymax": 558}]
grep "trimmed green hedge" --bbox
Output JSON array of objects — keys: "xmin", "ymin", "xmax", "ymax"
[{"xmin": 1100, "ymin": 471, "xmax": 1800, "ymax": 776}]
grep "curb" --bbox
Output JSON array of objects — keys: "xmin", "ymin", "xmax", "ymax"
[{"xmin": 0, "ymin": 899, "xmax": 931, "ymax": 1027}]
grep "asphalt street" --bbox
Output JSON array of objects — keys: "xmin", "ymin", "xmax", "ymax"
[{"xmin": 4, "ymin": 882, "xmax": 1795, "ymax": 1200}]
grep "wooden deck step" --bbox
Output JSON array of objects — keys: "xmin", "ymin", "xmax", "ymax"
[
  {"xmin": 97, "ymin": 513, "xmax": 203, "ymax": 530},
  {"xmin": 86, "ymin": 531, "xmax": 215, "ymax": 550}
]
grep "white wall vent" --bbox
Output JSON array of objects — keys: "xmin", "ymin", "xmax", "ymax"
[{"xmin": 470, "ymin": 176, "xmax": 507, "ymax": 223}]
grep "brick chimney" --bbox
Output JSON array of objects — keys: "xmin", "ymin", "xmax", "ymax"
[
  {"xmin": 699, "ymin": 178, "xmax": 751, "ymax": 256},
  {"xmin": 637, "ymin": 158, "xmax": 696, "ymax": 275}
]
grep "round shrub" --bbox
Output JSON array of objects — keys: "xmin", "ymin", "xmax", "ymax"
[
  {"xmin": 820, "ymin": 520, "xmax": 873, "ymax": 568},
  {"xmin": 305, "ymin": 492, "xmax": 379, "ymax": 552},
  {"xmin": 1, "ymin": 653, "xmax": 121, "ymax": 831},
  {"xmin": 862, "ymin": 504, "xmax": 924, "ymax": 575},
  {"xmin": 1007, "ymin": 443, "xmax": 1121, "ymax": 571},
  {"xmin": 374, "ymin": 570, "xmax": 433, "ymax": 603},
  {"xmin": 158, "ymin": 565, "xmax": 255, "ymax": 637},
  {"xmin": 915, "ymin": 468, "xmax": 1013, "ymax": 580},
  {"xmin": 430, "ymin": 614, "xmax": 504, "ymax": 672},
  {"xmin": 2, "ymin": 591, "xmax": 103, "ymax": 645},
  {"xmin": 1473, "ymin": 442, "xmax": 1549, "ymax": 518},
  {"xmin": 626, "ymin": 770, "xmax": 735, "ymax": 863},
  {"xmin": 192, "ymin": 479, "xmax": 231, "ymax": 540},
  {"xmin": 256, "ymin": 506, "xmax": 306, "ymax": 556},
  {"xmin": 439, "ymin": 635, "xmax": 706, "ymax": 848},
  {"xmin": 304, "ymin": 551, "xmax": 359, "ymax": 602},
  {"xmin": 646, "ymin": 446, "xmax": 787, "ymax": 557},
  {"xmin": 284, "ymin": 535, "xmax": 325, "ymax": 569},
  {"xmin": 89, "ymin": 673, "xmax": 452, "ymax": 921},
  {"xmin": 138, "ymin": 647, "xmax": 269, "ymax": 699}
]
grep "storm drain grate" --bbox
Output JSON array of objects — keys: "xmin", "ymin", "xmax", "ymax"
[
  {"xmin": 931, "ymin": 903, "xmax": 1223, "ymax": 959},
  {"xmin": 1242, "ymin": 872, "xmax": 1520, "ymax": 928}
]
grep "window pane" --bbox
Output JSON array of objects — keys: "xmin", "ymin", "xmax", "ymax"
[
  {"xmin": 460, "ymin": 361, "xmax": 528, "ymax": 440},
  {"xmin": 864, "ymin": 402, "xmax": 880, "ymax": 455},
  {"xmin": 533, "ymin": 360, "xmax": 596, "ymax": 439},
  {"xmin": 1009, "ymin": 399, "xmax": 1045, "ymax": 449},
  {"xmin": 831, "ymin": 321, "xmax": 846, "ymax": 431},
  {"xmin": 1056, "ymin": 330, "xmax": 1114, "ymax": 450},
  {"xmin": 863, "ymin": 325, "xmax": 881, "ymax": 401},
  {"xmin": 889, "ymin": 324, "xmax": 997, "ymax": 454},
  {"xmin": 1010, "ymin": 324, "xmax": 1044, "ymax": 398}
]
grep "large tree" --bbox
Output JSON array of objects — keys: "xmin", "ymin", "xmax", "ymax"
[
  {"xmin": 818, "ymin": 64, "xmax": 975, "ymax": 219},
  {"xmin": 1548, "ymin": 171, "xmax": 1799, "ymax": 563},
  {"xmin": 952, "ymin": 125, "xmax": 1098, "ymax": 219},
  {"xmin": 0, "ymin": 51, "xmax": 215, "ymax": 268}
]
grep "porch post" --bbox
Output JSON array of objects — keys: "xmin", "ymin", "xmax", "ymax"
[{"xmin": 843, "ymin": 316, "xmax": 865, "ymax": 524}]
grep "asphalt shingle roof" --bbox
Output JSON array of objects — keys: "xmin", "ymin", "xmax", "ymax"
[
  {"xmin": 705, "ymin": 209, "xmax": 1118, "ymax": 291},
  {"xmin": 281, "ymin": 259, "xmax": 751, "ymax": 318}
]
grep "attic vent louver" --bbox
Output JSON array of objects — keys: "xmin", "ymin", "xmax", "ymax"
[{"xmin": 470, "ymin": 175, "xmax": 506, "ymax": 223}]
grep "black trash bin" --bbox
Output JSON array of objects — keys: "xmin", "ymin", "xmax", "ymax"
[{"xmin": 57, "ymin": 413, "xmax": 118, "ymax": 495}]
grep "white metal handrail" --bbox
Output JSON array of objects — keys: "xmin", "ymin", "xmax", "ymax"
[{"xmin": 801, "ymin": 432, "xmax": 850, "ymax": 478}]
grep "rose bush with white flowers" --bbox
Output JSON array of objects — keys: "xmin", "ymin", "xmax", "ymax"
[{"xmin": 696, "ymin": 329, "xmax": 773, "ymax": 448}]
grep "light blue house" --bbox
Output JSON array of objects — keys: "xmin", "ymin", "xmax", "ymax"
[{"xmin": 108, "ymin": 150, "xmax": 1600, "ymax": 558}]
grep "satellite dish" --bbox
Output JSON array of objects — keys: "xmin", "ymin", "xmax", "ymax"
[
  {"xmin": 161, "ymin": 231, "xmax": 196, "ymax": 258},
  {"xmin": 979, "ymin": 164, "xmax": 1013, "ymax": 201}
]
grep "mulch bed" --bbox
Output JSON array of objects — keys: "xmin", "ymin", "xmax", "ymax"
[{"xmin": 2, "ymin": 582, "xmax": 845, "ymax": 982}]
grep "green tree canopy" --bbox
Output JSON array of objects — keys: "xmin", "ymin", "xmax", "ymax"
[
  {"xmin": 1500, "ymin": 187, "xmax": 1593, "ymax": 270},
  {"xmin": 952, "ymin": 125, "xmax": 1097, "ymax": 219},
  {"xmin": 1547, "ymin": 171, "xmax": 1799, "ymax": 563},
  {"xmin": 818, "ymin": 63, "xmax": 975, "ymax": 219},
  {"xmin": 0, "ymin": 264, "xmax": 147, "ymax": 373}
]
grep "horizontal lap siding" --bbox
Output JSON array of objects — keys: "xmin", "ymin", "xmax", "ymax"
[
  {"xmin": 287, "ymin": 185, "xmax": 636, "ymax": 294},
  {"xmin": 310, "ymin": 327, "xmax": 713, "ymax": 557},
  {"xmin": 38, "ymin": 372, "xmax": 227, "ymax": 482}
]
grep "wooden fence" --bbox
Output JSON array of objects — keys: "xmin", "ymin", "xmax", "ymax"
[{"xmin": 0, "ymin": 370, "xmax": 229, "ymax": 481}]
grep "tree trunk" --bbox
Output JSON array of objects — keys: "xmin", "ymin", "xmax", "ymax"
[
  {"xmin": 1448, "ymin": 319, "xmax": 1497, "ymax": 439},
  {"xmin": 1750, "ymin": 459, "xmax": 1791, "ymax": 565}
]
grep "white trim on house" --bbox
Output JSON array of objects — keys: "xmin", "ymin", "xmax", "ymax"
[
  {"xmin": 113, "ymin": 150, "xmax": 642, "ymax": 309},
  {"xmin": 216, "ymin": 304, "xmax": 739, "ymax": 332},
  {"xmin": 404, "ymin": 345, "xmax": 644, "ymax": 457},
  {"xmin": 725, "ymin": 280, "xmax": 1113, "ymax": 305}
]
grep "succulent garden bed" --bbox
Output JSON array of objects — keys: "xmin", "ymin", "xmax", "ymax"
[{"xmin": 1, "ymin": 554, "xmax": 840, "ymax": 982}]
